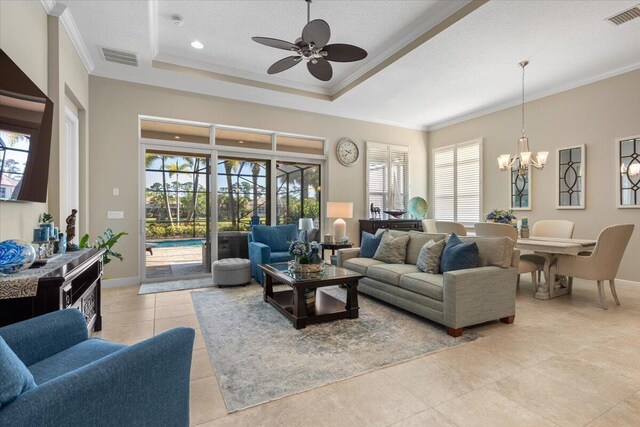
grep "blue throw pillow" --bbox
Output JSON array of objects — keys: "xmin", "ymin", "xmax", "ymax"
[
  {"xmin": 0, "ymin": 336, "xmax": 36, "ymax": 407},
  {"xmin": 440, "ymin": 233, "xmax": 479, "ymax": 273},
  {"xmin": 360, "ymin": 231, "xmax": 382, "ymax": 258}
]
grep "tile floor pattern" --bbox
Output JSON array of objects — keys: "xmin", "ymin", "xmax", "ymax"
[{"xmin": 95, "ymin": 278, "xmax": 640, "ymax": 426}]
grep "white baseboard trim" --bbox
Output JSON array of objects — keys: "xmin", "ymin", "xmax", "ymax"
[
  {"xmin": 102, "ymin": 276, "xmax": 140, "ymax": 288},
  {"xmin": 616, "ymin": 279, "xmax": 640, "ymax": 287}
]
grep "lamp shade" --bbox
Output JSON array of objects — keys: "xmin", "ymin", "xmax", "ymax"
[
  {"xmin": 327, "ymin": 202, "xmax": 353, "ymax": 219},
  {"xmin": 299, "ymin": 218, "xmax": 314, "ymax": 231}
]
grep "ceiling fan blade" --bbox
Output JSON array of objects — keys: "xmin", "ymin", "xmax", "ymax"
[
  {"xmin": 267, "ymin": 56, "xmax": 302, "ymax": 74},
  {"xmin": 251, "ymin": 37, "xmax": 298, "ymax": 51},
  {"xmin": 302, "ymin": 19, "xmax": 331, "ymax": 48},
  {"xmin": 323, "ymin": 43, "xmax": 368, "ymax": 62},
  {"xmin": 307, "ymin": 58, "xmax": 333, "ymax": 81}
]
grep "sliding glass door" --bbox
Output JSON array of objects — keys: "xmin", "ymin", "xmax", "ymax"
[
  {"xmin": 276, "ymin": 161, "xmax": 321, "ymax": 230},
  {"xmin": 144, "ymin": 149, "xmax": 210, "ymax": 280}
]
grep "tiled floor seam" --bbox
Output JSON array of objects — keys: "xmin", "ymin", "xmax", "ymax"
[{"xmin": 488, "ymin": 384, "xmax": 572, "ymax": 427}]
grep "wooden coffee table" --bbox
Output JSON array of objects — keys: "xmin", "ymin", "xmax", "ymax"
[{"xmin": 259, "ymin": 263, "xmax": 364, "ymax": 329}]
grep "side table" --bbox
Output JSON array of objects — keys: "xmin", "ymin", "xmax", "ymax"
[{"xmin": 321, "ymin": 242, "xmax": 354, "ymax": 265}]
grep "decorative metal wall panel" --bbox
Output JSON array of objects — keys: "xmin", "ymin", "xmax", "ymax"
[
  {"xmin": 618, "ymin": 137, "xmax": 640, "ymax": 207},
  {"xmin": 557, "ymin": 145, "xmax": 585, "ymax": 209}
]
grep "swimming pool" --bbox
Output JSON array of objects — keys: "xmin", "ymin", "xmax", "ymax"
[{"xmin": 152, "ymin": 239, "xmax": 206, "ymax": 248}]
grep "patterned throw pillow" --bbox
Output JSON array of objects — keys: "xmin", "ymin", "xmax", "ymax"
[
  {"xmin": 416, "ymin": 239, "xmax": 446, "ymax": 274},
  {"xmin": 373, "ymin": 231, "xmax": 410, "ymax": 264}
]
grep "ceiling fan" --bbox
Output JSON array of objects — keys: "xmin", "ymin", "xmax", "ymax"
[{"xmin": 251, "ymin": 0, "xmax": 368, "ymax": 81}]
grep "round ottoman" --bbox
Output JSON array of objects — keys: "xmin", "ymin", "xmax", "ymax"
[{"xmin": 212, "ymin": 258, "xmax": 252, "ymax": 287}]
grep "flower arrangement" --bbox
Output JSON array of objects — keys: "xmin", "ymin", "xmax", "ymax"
[
  {"xmin": 288, "ymin": 240, "xmax": 321, "ymax": 264},
  {"xmin": 486, "ymin": 209, "xmax": 517, "ymax": 224}
]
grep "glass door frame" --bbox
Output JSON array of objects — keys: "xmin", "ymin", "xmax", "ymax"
[{"xmin": 138, "ymin": 116, "xmax": 327, "ymax": 283}]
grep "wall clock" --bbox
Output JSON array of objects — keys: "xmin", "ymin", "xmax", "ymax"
[{"xmin": 336, "ymin": 138, "xmax": 359, "ymax": 167}]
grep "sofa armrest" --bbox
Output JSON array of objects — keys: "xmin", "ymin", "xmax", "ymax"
[
  {"xmin": 511, "ymin": 249, "xmax": 521, "ymax": 269},
  {"xmin": 442, "ymin": 266, "xmax": 517, "ymax": 329},
  {"xmin": 0, "ymin": 328, "xmax": 195, "ymax": 427},
  {"xmin": 249, "ymin": 241, "xmax": 271, "ymax": 282},
  {"xmin": 0, "ymin": 309, "xmax": 88, "ymax": 366},
  {"xmin": 337, "ymin": 248, "xmax": 360, "ymax": 267}
]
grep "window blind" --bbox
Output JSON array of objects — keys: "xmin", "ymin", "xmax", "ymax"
[
  {"xmin": 434, "ymin": 140, "xmax": 481, "ymax": 224},
  {"xmin": 367, "ymin": 142, "xmax": 409, "ymax": 213}
]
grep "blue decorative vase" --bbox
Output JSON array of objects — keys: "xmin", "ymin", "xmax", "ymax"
[{"xmin": 0, "ymin": 240, "xmax": 37, "ymax": 275}]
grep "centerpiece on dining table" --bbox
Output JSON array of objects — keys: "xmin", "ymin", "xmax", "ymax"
[
  {"xmin": 485, "ymin": 208, "xmax": 517, "ymax": 225},
  {"xmin": 288, "ymin": 240, "xmax": 324, "ymax": 274}
]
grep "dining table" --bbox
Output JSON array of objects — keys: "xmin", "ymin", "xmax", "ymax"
[{"xmin": 515, "ymin": 236, "xmax": 597, "ymax": 300}]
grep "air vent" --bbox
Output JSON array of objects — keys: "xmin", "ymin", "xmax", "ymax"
[
  {"xmin": 101, "ymin": 47, "xmax": 138, "ymax": 66},
  {"xmin": 606, "ymin": 5, "xmax": 640, "ymax": 26}
]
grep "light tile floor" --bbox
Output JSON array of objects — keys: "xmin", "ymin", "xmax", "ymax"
[{"xmin": 96, "ymin": 278, "xmax": 640, "ymax": 426}]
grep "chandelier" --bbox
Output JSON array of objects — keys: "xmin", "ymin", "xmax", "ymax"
[{"xmin": 498, "ymin": 60, "xmax": 548, "ymax": 176}]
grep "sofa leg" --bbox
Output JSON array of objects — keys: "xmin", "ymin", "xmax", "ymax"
[
  {"xmin": 500, "ymin": 315, "xmax": 515, "ymax": 324},
  {"xmin": 446, "ymin": 327, "xmax": 463, "ymax": 337}
]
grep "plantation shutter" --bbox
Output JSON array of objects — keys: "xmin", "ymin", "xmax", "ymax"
[
  {"xmin": 433, "ymin": 139, "xmax": 482, "ymax": 224},
  {"xmin": 434, "ymin": 147, "xmax": 455, "ymax": 221},
  {"xmin": 456, "ymin": 141, "xmax": 481, "ymax": 224},
  {"xmin": 367, "ymin": 142, "xmax": 409, "ymax": 212}
]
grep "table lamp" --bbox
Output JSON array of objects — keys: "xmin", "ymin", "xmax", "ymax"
[
  {"xmin": 326, "ymin": 202, "xmax": 353, "ymax": 242},
  {"xmin": 298, "ymin": 218, "xmax": 314, "ymax": 241}
]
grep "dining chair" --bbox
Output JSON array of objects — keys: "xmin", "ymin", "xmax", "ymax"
[
  {"xmin": 435, "ymin": 221, "xmax": 467, "ymax": 236},
  {"xmin": 474, "ymin": 222, "xmax": 537, "ymax": 294},
  {"xmin": 521, "ymin": 220, "xmax": 575, "ymax": 281},
  {"xmin": 551, "ymin": 224, "xmax": 634, "ymax": 308},
  {"xmin": 421, "ymin": 219, "xmax": 438, "ymax": 233}
]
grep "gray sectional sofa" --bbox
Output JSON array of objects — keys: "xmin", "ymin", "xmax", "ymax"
[{"xmin": 337, "ymin": 230, "xmax": 520, "ymax": 337}]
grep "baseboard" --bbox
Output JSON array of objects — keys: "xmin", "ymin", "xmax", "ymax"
[
  {"xmin": 616, "ymin": 279, "xmax": 640, "ymax": 287},
  {"xmin": 102, "ymin": 276, "xmax": 140, "ymax": 288}
]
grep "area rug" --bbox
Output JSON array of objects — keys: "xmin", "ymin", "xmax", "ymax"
[
  {"xmin": 191, "ymin": 285, "xmax": 481, "ymax": 412},
  {"xmin": 138, "ymin": 277, "xmax": 215, "ymax": 294}
]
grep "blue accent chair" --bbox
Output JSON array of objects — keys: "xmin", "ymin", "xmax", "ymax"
[
  {"xmin": 249, "ymin": 224, "xmax": 298, "ymax": 283},
  {"xmin": 0, "ymin": 309, "xmax": 195, "ymax": 427}
]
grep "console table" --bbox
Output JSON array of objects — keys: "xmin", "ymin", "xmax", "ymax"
[
  {"xmin": 359, "ymin": 219, "xmax": 423, "ymax": 236},
  {"xmin": 0, "ymin": 248, "xmax": 104, "ymax": 332}
]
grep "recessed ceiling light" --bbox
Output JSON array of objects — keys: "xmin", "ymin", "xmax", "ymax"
[
  {"xmin": 238, "ymin": 140, "xmax": 244, "ymax": 144},
  {"xmin": 174, "ymin": 135, "xmax": 181, "ymax": 139},
  {"xmin": 191, "ymin": 41, "xmax": 204, "ymax": 49}
]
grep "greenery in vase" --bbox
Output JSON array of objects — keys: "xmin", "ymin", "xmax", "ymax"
[
  {"xmin": 39, "ymin": 212, "xmax": 54, "ymax": 223},
  {"xmin": 79, "ymin": 228, "xmax": 128, "ymax": 265},
  {"xmin": 486, "ymin": 209, "xmax": 517, "ymax": 224}
]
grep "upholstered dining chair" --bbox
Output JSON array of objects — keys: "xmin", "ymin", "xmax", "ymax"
[
  {"xmin": 521, "ymin": 220, "xmax": 575, "ymax": 281},
  {"xmin": 421, "ymin": 219, "xmax": 438, "ymax": 233},
  {"xmin": 550, "ymin": 224, "xmax": 634, "ymax": 309},
  {"xmin": 435, "ymin": 221, "xmax": 467, "ymax": 236},
  {"xmin": 474, "ymin": 222, "xmax": 538, "ymax": 294}
]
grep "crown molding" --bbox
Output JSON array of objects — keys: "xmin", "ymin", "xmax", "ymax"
[
  {"xmin": 40, "ymin": 0, "xmax": 95, "ymax": 74},
  {"xmin": 427, "ymin": 62, "xmax": 640, "ymax": 131}
]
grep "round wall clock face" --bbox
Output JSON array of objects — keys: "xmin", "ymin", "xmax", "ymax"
[{"xmin": 337, "ymin": 138, "xmax": 359, "ymax": 167}]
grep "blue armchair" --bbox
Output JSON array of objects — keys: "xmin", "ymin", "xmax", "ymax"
[
  {"xmin": 0, "ymin": 309, "xmax": 194, "ymax": 427},
  {"xmin": 249, "ymin": 224, "xmax": 298, "ymax": 283}
]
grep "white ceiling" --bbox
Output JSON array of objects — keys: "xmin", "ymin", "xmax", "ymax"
[{"xmin": 56, "ymin": 0, "xmax": 640, "ymax": 130}]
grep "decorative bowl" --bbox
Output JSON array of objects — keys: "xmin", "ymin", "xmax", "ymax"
[
  {"xmin": 0, "ymin": 239, "xmax": 37, "ymax": 275},
  {"xmin": 408, "ymin": 197, "xmax": 429, "ymax": 219},
  {"xmin": 383, "ymin": 210, "xmax": 407, "ymax": 219}
]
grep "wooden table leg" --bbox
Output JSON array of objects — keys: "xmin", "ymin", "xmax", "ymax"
[
  {"xmin": 263, "ymin": 274, "xmax": 273, "ymax": 302},
  {"xmin": 345, "ymin": 280, "xmax": 359, "ymax": 319},
  {"xmin": 292, "ymin": 288, "xmax": 307, "ymax": 329}
]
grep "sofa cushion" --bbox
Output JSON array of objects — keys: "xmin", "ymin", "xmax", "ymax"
[
  {"xmin": 367, "ymin": 264, "xmax": 420, "ymax": 286},
  {"xmin": 373, "ymin": 231, "xmax": 410, "ymax": 264},
  {"xmin": 343, "ymin": 257, "xmax": 385, "ymax": 275},
  {"xmin": 0, "ymin": 336, "xmax": 36, "ymax": 407},
  {"xmin": 440, "ymin": 234, "xmax": 479, "ymax": 273},
  {"xmin": 28, "ymin": 339, "xmax": 125, "ymax": 385},
  {"xmin": 270, "ymin": 251, "xmax": 293, "ymax": 263},
  {"xmin": 251, "ymin": 224, "xmax": 298, "ymax": 252},
  {"xmin": 416, "ymin": 239, "xmax": 446, "ymax": 274},
  {"xmin": 399, "ymin": 273, "xmax": 444, "ymax": 301},
  {"xmin": 406, "ymin": 231, "xmax": 446, "ymax": 265},
  {"xmin": 360, "ymin": 232, "xmax": 383, "ymax": 258},
  {"xmin": 460, "ymin": 236, "xmax": 514, "ymax": 268}
]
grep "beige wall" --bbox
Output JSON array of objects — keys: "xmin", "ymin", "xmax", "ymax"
[
  {"xmin": 0, "ymin": 1, "xmax": 89, "ymax": 243},
  {"xmin": 0, "ymin": 0, "xmax": 48, "ymax": 240},
  {"xmin": 429, "ymin": 69, "xmax": 640, "ymax": 281},
  {"xmin": 89, "ymin": 76, "xmax": 428, "ymax": 280}
]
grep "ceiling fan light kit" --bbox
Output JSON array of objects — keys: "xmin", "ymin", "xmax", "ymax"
[
  {"xmin": 252, "ymin": 0, "xmax": 368, "ymax": 81},
  {"xmin": 498, "ymin": 60, "xmax": 548, "ymax": 176}
]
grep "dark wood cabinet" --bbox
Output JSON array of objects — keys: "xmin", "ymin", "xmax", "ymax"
[
  {"xmin": 0, "ymin": 249, "xmax": 104, "ymax": 332},
  {"xmin": 359, "ymin": 219, "xmax": 423, "ymax": 237}
]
